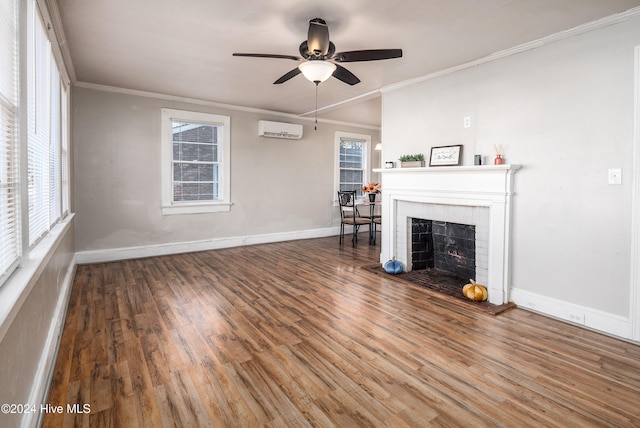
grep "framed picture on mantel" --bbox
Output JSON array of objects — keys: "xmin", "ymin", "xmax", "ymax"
[{"xmin": 429, "ymin": 145, "xmax": 462, "ymax": 166}]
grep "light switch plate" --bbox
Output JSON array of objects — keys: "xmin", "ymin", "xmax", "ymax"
[{"xmin": 608, "ymin": 168, "xmax": 622, "ymax": 185}]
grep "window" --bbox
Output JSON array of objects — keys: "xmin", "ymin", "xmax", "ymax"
[
  {"xmin": 335, "ymin": 131, "xmax": 371, "ymax": 198},
  {"xmin": 27, "ymin": 0, "xmax": 67, "ymax": 247},
  {"xmin": 0, "ymin": 0, "xmax": 70, "ymax": 288},
  {"xmin": 60, "ymin": 81, "xmax": 69, "ymax": 217},
  {"xmin": 0, "ymin": 0, "xmax": 20, "ymax": 284},
  {"xmin": 49, "ymin": 62, "xmax": 61, "ymax": 226},
  {"xmin": 27, "ymin": 2, "xmax": 51, "ymax": 246},
  {"xmin": 161, "ymin": 109, "xmax": 231, "ymax": 215}
]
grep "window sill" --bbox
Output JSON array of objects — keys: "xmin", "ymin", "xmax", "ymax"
[
  {"xmin": 0, "ymin": 214, "xmax": 74, "ymax": 342},
  {"xmin": 162, "ymin": 202, "xmax": 232, "ymax": 215}
]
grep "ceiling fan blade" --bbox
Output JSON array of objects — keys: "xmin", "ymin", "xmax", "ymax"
[
  {"xmin": 273, "ymin": 67, "xmax": 302, "ymax": 84},
  {"xmin": 306, "ymin": 18, "xmax": 330, "ymax": 57},
  {"xmin": 332, "ymin": 64, "xmax": 360, "ymax": 86},
  {"xmin": 333, "ymin": 49, "xmax": 403, "ymax": 62},
  {"xmin": 233, "ymin": 53, "xmax": 302, "ymax": 61}
]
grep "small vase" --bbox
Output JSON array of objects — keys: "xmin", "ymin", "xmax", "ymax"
[
  {"xmin": 368, "ymin": 193, "xmax": 376, "ymax": 202},
  {"xmin": 494, "ymin": 154, "xmax": 504, "ymax": 165}
]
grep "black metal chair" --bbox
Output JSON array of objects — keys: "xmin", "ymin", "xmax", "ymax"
[
  {"xmin": 357, "ymin": 199, "xmax": 381, "ymax": 245},
  {"xmin": 337, "ymin": 191, "xmax": 371, "ymax": 246},
  {"xmin": 372, "ymin": 216, "xmax": 382, "ymax": 245}
]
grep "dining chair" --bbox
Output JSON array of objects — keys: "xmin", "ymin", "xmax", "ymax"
[
  {"xmin": 372, "ymin": 216, "xmax": 382, "ymax": 245},
  {"xmin": 337, "ymin": 191, "xmax": 371, "ymax": 246},
  {"xmin": 358, "ymin": 200, "xmax": 381, "ymax": 245}
]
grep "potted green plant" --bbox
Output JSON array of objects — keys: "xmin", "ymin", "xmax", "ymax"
[{"xmin": 399, "ymin": 154, "xmax": 425, "ymax": 168}]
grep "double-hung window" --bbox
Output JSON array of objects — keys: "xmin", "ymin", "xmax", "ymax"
[
  {"xmin": 161, "ymin": 109, "xmax": 231, "ymax": 215},
  {"xmin": 27, "ymin": 1, "xmax": 51, "ymax": 246},
  {"xmin": 335, "ymin": 131, "xmax": 371, "ymax": 198},
  {"xmin": 27, "ymin": 0, "xmax": 68, "ymax": 247},
  {"xmin": 0, "ymin": 0, "xmax": 70, "ymax": 288},
  {"xmin": 0, "ymin": 0, "xmax": 20, "ymax": 284}
]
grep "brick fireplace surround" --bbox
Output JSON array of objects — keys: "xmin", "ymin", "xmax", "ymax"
[{"xmin": 376, "ymin": 165, "xmax": 521, "ymax": 305}]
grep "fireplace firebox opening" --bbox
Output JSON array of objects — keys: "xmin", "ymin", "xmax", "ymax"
[{"xmin": 411, "ymin": 218, "xmax": 476, "ymax": 280}]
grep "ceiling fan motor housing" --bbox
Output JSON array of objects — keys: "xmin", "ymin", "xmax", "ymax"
[
  {"xmin": 306, "ymin": 18, "xmax": 330, "ymax": 57},
  {"xmin": 299, "ymin": 41, "xmax": 335, "ymax": 59}
]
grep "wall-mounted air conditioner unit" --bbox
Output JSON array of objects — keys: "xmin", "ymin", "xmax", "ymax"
[{"xmin": 258, "ymin": 120, "xmax": 303, "ymax": 140}]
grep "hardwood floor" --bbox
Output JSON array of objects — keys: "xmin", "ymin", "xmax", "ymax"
[{"xmin": 43, "ymin": 235, "xmax": 640, "ymax": 427}]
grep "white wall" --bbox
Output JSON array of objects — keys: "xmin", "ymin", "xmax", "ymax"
[
  {"xmin": 72, "ymin": 86, "xmax": 380, "ymax": 260},
  {"xmin": 381, "ymin": 16, "xmax": 640, "ymax": 337}
]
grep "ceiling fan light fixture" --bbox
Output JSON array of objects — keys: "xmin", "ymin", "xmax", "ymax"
[{"xmin": 298, "ymin": 61, "xmax": 336, "ymax": 83}]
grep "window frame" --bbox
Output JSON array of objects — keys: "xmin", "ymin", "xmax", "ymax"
[
  {"xmin": 0, "ymin": 0, "xmax": 20, "ymax": 286},
  {"xmin": 161, "ymin": 108, "xmax": 231, "ymax": 215},
  {"xmin": 334, "ymin": 131, "xmax": 371, "ymax": 202},
  {"xmin": 0, "ymin": 0, "xmax": 71, "ymax": 289},
  {"xmin": 26, "ymin": 2, "xmax": 52, "ymax": 247},
  {"xmin": 25, "ymin": 0, "xmax": 69, "ymax": 251}
]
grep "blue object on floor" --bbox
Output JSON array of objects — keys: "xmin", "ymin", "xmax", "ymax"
[{"xmin": 384, "ymin": 258, "xmax": 403, "ymax": 274}]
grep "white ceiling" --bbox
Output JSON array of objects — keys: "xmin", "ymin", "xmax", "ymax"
[{"xmin": 54, "ymin": 0, "xmax": 640, "ymax": 127}]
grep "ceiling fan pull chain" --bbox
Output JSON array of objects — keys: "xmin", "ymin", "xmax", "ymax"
[{"xmin": 314, "ymin": 81, "xmax": 319, "ymax": 130}]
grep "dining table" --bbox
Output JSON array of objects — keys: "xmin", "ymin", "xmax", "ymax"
[{"xmin": 359, "ymin": 200, "xmax": 381, "ymax": 245}]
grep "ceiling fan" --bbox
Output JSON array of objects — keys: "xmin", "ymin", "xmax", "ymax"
[{"xmin": 233, "ymin": 18, "xmax": 403, "ymax": 86}]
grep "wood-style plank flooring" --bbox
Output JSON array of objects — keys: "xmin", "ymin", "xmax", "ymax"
[{"xmin": 43, "ymin": 235, "xmax": 640, "ymax": 427}]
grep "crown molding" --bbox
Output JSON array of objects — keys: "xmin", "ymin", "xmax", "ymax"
[
  {"xmin": 73, "ymin": 81, "xmax": 380, "ymax": 131},
  {"xmin": 299, "ymin": 89, "xmax": 381, "ymax": 117},
  {"xmin": 381, "ymin": 6, "xmax": 640, "ymax": 94}
]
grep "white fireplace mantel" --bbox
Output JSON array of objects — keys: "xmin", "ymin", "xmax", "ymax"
[{"xmin": 374, "ymin": 164, "xmax": 521, "ymax": 305}]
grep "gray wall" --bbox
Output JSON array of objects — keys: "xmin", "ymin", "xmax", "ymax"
[
  {"xmin": 73, "ymin": 87, "xmax": 380, "ymax": 254},
  {"xmin": 382, "ymin": 16, "xmax": 640, "ymax": 319},
  {"xmin": 0, "ymin": 221, "xmax": 75, "ymax": 428}
]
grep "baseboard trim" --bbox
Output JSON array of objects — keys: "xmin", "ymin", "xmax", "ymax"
[
  {"xmin": 511, "ymin": 287, "xmax": 631, "ymax": 340},
  {"xmin": 27, "ymin": 255, "xmax": 77, "ymax": 428},
  {"xmin": 76, "ymin": 227, "xmax": 341, "ymax": 264}
]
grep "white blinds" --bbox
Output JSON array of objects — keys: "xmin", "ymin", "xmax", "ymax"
[
  {"xmin": 61, "ymin": 82, "xmax": 69, "ymax": 217},
  {"xmin": 27, "ymin": 1, "xmax": 51, "ymax": 247},
  {"xmin": 49, "ymin": 64, "xmax": 61, "ymax": 226},
  {"xmin": 0, "ymin": 0, "xmax": 20, "ymax": 284},
  {"xmin": 0, "ymin": 0, "xmax": 70, "ymax": 288}
]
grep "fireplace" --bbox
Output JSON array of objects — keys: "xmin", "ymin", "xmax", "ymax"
[
  {"xmin": 376, "ymin": 164, "xmax": 520, "ymax": 305},
  {"xmin": 411, "ymin": 219, "xmax": 476, "ymax": 280},
  {"xmin": 399, "ymin": 200, "xmax": 489, "ymax": 285}
]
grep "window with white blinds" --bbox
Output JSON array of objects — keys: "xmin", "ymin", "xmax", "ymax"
[
  {"xmin": 26, "ymin": 0, "xmax": 68, "ymax": 249},
  {"xmin": 0, "ymin": 0, "xmax": 70, "ymax": 288},
  {"xmin": 61, "ymin": 82, "xmax": 69, "ymax": 217},
  {"xmin": 49, "ymin": 63, "xmax": 61, "ymax": 226},
  {"xmin": 0, "ymin": 0, "xmax": 20, "ymax": 285},
  {"xmin": 27, "ymin": 3, "xmax": 51, "ymax": 246}
]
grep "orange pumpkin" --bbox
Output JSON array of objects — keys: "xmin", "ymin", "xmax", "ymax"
[{"xmin": 462, "ymin": 279, "xmax": 488, "ymax": 301}]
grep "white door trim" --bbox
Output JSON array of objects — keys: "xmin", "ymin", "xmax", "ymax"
[{"xmin": 631, "ymin": 46, "xmax": 640, "ymax": 342}]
